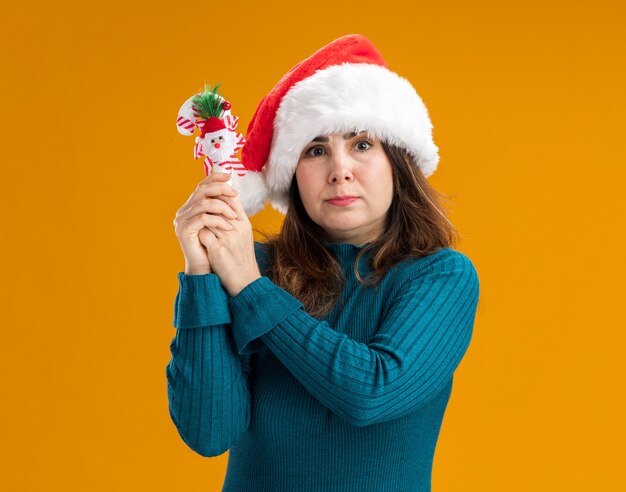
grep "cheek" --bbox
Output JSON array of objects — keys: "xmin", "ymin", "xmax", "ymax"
[
  {"xmin": 296, "ymin": 165, "xmax": 321, "ymax": 189},
  {"xmin": 295, "ymin": 167, "xmax": 317, "ymax": 209},
  {"xmin": 365, "ymin": 159, "xmax": 393, "ymax": 189}
]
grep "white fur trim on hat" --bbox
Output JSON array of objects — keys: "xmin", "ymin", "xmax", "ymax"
[{"xmin": 265, "ymin": 63, "xmax": 439, "ymax": 212}]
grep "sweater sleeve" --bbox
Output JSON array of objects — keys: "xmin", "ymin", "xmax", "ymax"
[
  {"xmin": 227, "ymin": 254, "xmax": 479, "ymax": 427},
  {"xmin": 165, "ymin": 272, "xmax": 251, "ymax": 457}
]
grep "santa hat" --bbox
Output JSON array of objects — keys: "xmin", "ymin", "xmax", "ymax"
[
  {"xmin": 232, "ymin": 33, "xmax": 440, "ymax": 217},
  {"xmin": 199, "ymin": 117, "xmax": 226, "ymax": 137}
]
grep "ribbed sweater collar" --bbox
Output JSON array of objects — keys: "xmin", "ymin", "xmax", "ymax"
[{"xmin": 323, "ymin": 242, "xmax": 372, "ymax": 275}]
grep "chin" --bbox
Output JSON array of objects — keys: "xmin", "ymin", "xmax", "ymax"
[{"xmin": 320, "ymin": 219, "xmax": 363, "ymax": 234}]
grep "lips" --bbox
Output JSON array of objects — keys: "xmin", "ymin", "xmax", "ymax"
[
  {"xmin": 326, "ymin": 196, "xmax": 358, "ymax": 206},
  {"xmin": 328, "ymin": 195, "xmax": 357, "ymax": 200}
]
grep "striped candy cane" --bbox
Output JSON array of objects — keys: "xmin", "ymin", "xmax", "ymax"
[{"xmin": 177, "ymin": 93, "xmax": 247, "ymax": 187}]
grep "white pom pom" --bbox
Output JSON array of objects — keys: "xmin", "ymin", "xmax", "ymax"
[{"xmin": 230, "ymin": 171, "xmax": 270, "ymax": 217}]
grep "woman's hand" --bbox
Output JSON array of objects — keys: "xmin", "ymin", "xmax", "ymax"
[
  {"xmin": 198, "ymin": 193, "xmax": 262, "ymax": 297},
  {"xmin": 173, "ymin": 172, "xmax": 240, "ymax": 275}
]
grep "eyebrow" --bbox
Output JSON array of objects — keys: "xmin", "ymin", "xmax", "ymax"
[{"xmin": 311, "ymin": 130, "xmax": 369, "ymax": 143}]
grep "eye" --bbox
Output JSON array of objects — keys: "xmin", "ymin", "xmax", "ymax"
[
  {"xmin": 304, "ymin": 146, "xmax": 326, "ymax": 157},
  {"xmin": 355, "ymin": 139, "xmax": 373, "ymax": 151},
  {"xmin": 219, "ymin": 136, "xmax": 224, "ymax": 140}
]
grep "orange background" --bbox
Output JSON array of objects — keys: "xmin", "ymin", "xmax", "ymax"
[{"xmin": 2, "ymin": 0, "xmax": 625, "ymax": 490}]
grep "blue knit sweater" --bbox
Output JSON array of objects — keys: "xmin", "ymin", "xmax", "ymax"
[{"xmin": 166, "ymin": 241, "xmax": 479, "ymax": 491}]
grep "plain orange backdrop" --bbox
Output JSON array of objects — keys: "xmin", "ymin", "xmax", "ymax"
[{"xmin": 1, "ymin": 0, "xmax": 625, "ymax": 490}]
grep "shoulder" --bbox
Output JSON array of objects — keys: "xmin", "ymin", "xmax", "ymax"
[
  {"xmin": 390, "ymin": 247, "xmax": 479, "ymax": 286},
  {"xmin": 378, "ymin": 248, "xmax": 480, "ymax": 319}
]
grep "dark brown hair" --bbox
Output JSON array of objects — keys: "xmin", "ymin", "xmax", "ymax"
[{"xmin": 255, "ymin": 140, "xmax": 461, "ymax": 318}]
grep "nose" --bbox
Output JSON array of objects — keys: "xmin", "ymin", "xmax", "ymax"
[{"xmin": 328, "ymin": 149, "xmax": 354, "ymax": 184}]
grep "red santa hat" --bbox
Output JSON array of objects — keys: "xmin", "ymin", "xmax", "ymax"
[
  {"xmin": 231, "ymin": 33, "xmax": 440, "ymax": 217},
  {"xmin": 199, "ymin": 117, "xmax": 226, "ymax": 137}
]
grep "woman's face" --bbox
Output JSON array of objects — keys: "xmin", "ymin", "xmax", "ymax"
[{"xmin": 295, "ymin": 131, "xmax": 394, "ymax": 245}]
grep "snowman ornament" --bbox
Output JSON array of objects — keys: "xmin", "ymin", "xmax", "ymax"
[{"xmin": 176, "ymin": 84, "xmax": 246, "ymax": 186}]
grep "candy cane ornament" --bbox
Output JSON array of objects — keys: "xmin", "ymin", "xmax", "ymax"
[{"xmin": 176, "ymin": 84, "xmax": 248, "ymax": 187}]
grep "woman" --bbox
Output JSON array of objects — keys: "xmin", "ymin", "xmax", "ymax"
[{"xmin": 167, "ymin": 34, "xmax": 480, "ymax": 491}]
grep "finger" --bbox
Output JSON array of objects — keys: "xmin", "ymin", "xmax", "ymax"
[
  {"xmin": 191, "ymin": 196, "xmax": 239, "ymax": 220},
  {"xmin": 183, "ymin": 213, "xmax": 233, "ymax": 236},
  {"xmin": 219, "ymin": 195, "xmax": 248, "ymax": 222},
  {"xmin": 199, "ymin": 171, "xmax": 232, "ymax": 186},
  {"xmin": 198, "ymin": 227, "xmax": 218, "ymax": 248},
  {"xmin": 198, "ymin": 172, "xmax": 235, "ymax": 192},
  {"xmin": 199, "ymin": 213, "xmax": 234, "ymax": 231},
  {"xmin": 178, "ymin": 183, "xmax": 238, "ymax": 218},
  {"xmin": 178, "ymin": 182, "xmax": 230, "ymax": 218},
  {"xmin": 187, "ymin": 173, "xmax": 231, "ymax": 206},
  {"xmin": 198, "ymin": 227, "xmax": 213, "ymax": 244},
  {"xmin": 209, "ymin": 226, "xmax": 225, "ymax": 240},
  {"xmin": 199, "ymin": 181, "xmax": 239, "ymax": 198}
]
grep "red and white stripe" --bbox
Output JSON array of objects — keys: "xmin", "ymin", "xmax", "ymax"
[
  {"xmin": 223, "ymin": 114, "xmax": 239, "ymax": 131},
  {"xmin": 202, "ymin": 157, "xmax": 214, "ymax": 176},
  {"xmin": 176, "ymin": 115, "xmax": 196, "ymax": 135},
  {"xmin": 217, "ymin": 158, "xmax": 248, "ymax": 176}
]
